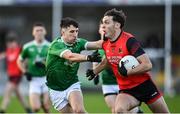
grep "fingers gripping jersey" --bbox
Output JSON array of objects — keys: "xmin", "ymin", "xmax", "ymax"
[{"xmin": 102, "ymin": 31, "xmax": 150, "ymax": 89}]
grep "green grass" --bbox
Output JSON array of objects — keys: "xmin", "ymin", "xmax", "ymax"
[{"xmin": 0, "ymin": 92, "xmax": 180, "ymax": 113}]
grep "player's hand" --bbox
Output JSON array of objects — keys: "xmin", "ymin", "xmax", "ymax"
[
  {"xmin": 87, "ymin": 50, "xmax": 101, "ymax": 62},
  {"xmin": 24, "ymin": 72, "xmax": 32, "ymax": 81},
  {"xmin": 93, "ymin": 75, "xmax": 99, "ymax": 85},
  {"xmin": 118, "ymin": 61, "xmax": 127, "ymax": 77},
  {"xmin": 99, "ymin": 25, "xmax": 107, "ymax": 41},
  {"xmin": 86, "ymin": 69, "xmax": 96, "ymax": 80},
  {"xmin": 35, "ymin": 61, "xmax": 45, "ymax": 68}
]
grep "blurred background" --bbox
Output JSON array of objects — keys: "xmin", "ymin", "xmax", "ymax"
[{"xmin": 0, "ymin": 0, "xmax": 180, "ymax": 113}]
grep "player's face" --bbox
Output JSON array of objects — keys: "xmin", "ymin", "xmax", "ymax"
[
  {"xmin": 99, "ymin": 23, "xmax": 104, "ymax": 34},
  {"xmin": 102, "ymin": 16, "xmax": 116, "ymax": 39},
  {"xmin": 61, "ymin": 25, "xmax": 79, "ymax": 44},
  {"xmin": 6, "ymin": 41, "xmax": 17, "ymax": 48},
  {"xmin": 32, "ymin": 26, "xmax": 46, "ymax": 42}
]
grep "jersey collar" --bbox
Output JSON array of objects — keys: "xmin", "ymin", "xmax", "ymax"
[
  {"xmin": 110, "ymin": 30, "xmax": 123, "ymax": 43},
  {"xmin": 33, "ymin": 40, "xmax": 47, "ymax": 46},
  {"xmin": 61, "ymin": 37, "xmax": 74, "ymax": 46}
]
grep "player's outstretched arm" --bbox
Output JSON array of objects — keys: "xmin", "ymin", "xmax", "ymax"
[
  {"xmin": 62, "ymin": 50, "xmax": 101, "ymax": 62},
  {"xmin": 86, "ymin": 57, "xmax": 108, "ymax": 80},
  {"xmin": 86, "ymin": 40, "xmax": 103, "ymax": 50}
]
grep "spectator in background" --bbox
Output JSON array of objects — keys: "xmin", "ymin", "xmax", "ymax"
[
  {"xmin": 0, "ymin": 31, "xmax": 31, "ymax": 113},
  {"xmin": 17, "ymin": 23, "xmax": 51, "ymax": 113}
]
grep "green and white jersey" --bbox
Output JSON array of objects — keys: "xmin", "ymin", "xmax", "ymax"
[
  {"xmin": 19, "ymin": 40, "xmax": 50, "ymax": 77},
  {"xmin": 46, "ymin": 37, "xmax": 88, "ymax": 91},
  {"xmin": 98, "ymin": 49, "xmax": 117, "ymax": 85}
]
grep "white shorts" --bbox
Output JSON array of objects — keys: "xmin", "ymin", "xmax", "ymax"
[
  {"xmin": 48, "ymin": 82, "xmax": 81, "ymax": 111},
  {"xmin": 29, "ymin": 76, "xmax": 48, "ymax": 94},
  {"xmin": 102, "ymin": 84, "xmax": 119, "ymax": 96}
]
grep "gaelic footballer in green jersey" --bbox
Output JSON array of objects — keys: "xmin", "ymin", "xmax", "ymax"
[
  {"xmin": 46, "ymin": 17, "xmax": 103, "ymax": 113},
  {"xmin": 17, "ymin": 22, "xmax": 50, "ymax": 113},
  {"xmin": 19, "ymin": 40, "xmax": 50, "ymax": 77}
]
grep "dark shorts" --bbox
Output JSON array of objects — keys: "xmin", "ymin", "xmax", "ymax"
[
  {"xmin": 119, "ymin": 79, "xmax": 162, "ymax": 104},
  {"xmin": 8, "ymin": 76, "xmax": 22, "ymax": 85},
  {"xmin": 104, "ymin": 93, "xmax": 118, "ymax": 97}
]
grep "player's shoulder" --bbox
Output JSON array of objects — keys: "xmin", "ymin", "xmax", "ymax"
[
  {"xmin": 23, "ymin": 40, "xmax": 35, "ymax": 49},
  {"xmin": 49, "ymin": 37, "xmax": 65, "ymax": 48},
  {"xmin": 43, "ymin": 40, "xmax": 51, "ymax": 46},
  {"xmin": 76, "ymin": 38, "xmax": 87, "ymax": 42},
  {"xmin": 123, "ymin": 31, "xmax": 134, "ymax": 38}
]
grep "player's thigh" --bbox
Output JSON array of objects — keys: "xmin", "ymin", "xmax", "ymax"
[
  {"xmin": 48, "ymin": 88, "xmax": 69, "ymax": 112},
  {"xmin": 104, "ymin": 95, "xmax": 116, "ymax": 108},
  {"xmin": 29, "ymin": 93, "xmax": 41, "ymax": 108},
  {"xmin": 115, "ymin": 93, "xmax": 140, "ymax": 111},
  {"xmin": 147, "ymin": 96, "xmax": 169, "ymax": 113},
  {"xmin": 68, "ymin": 90, "xmax": 84, "ymax": 109},
  {"xmin": 6, "ymin": 81, "xmax": 16, "ymax": 90},
  {"xmin": 42, "ymin": 92, "xmax": 50, "ymax": 106},
  {"xmin": 29, "ymin": 78, "xmax": 42, "ymax": 94}
]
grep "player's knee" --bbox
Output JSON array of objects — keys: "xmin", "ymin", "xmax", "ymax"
[
  {"xmin": 72, "ymin": 106, "xmax": 85, "ymax": 113},
  {"xmin": 115, "ymin": 105, "xmax": 128, "ymax": 113},
  {"xmin": 32, "ymin": 108, "xmax": 40, "ymax": 113},
  {"xmin": 111, "ymin": 107, "xmax": 116, "ymax": 113},
  {"xmin": 32, "ymin": 106, "xmax": 41, "ymax": 112},
  {"xmin": 42, "ymin": 103, "xmax": 50, "ymax": 112}
]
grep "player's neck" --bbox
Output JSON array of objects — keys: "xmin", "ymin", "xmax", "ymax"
[
  {"xmin": 61, "ymin": 37, "xmax": 73, "ymax": 46},
  {"xmin": 110, "ymin": 30, "xmax": 121, "ymax": 42},
  {"xmin": 36, "ymin": 40, "xmax": 42, "ymax": 44},
  {"xmin": 35, "ymin": 39, "xmax": 44, "ymax": 44}
]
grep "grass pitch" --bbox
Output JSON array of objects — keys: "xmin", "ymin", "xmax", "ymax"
[{"xmin": 0, "ymin": 92, "xmax": 179, "ymax": 113}]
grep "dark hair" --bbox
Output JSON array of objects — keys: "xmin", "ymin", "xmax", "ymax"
[
  {"xmin": 60, "ymin": 17, "xmax": 78, "ymax": 28},
  {"xmin": 6, "ymin": 31, "xmax": 18, "ymax": 42},
  {"xmin": 99, "ymin": 18, "xmax": 103, "ymax": 25},
  {"xmin": 33, "ymin": 22, "xmax": 45, "ymax": 28},
  {"xmin": 104, "ymin": 8, "xmax": 126, "ymax": 28}
]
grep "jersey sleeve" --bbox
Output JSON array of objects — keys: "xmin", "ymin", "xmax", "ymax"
[
  {"xmin": 19, "ymin": 45, "xmax": 29, "ymax": 60},
  {"xmin": 78, "ymin": 38, "xmax": 88, "ymax": 50},
  {"xmin": 98, "ymin": 49, "xmax": 105, "ymax": 58},
  {"xmin": 126, "ymin": 38, "xmax": 145, "ymax": 58},
  {"xmin": 49, "ymin": 41, "xmax": 69, "ymax": 58}
]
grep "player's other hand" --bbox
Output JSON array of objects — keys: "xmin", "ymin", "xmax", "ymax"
[
  {"xmin": 93, "ymin": 76, "xmax": 99, "ymax": 85},
  {"xmin": 86, "ymin": 69, "xmax": 96, "ymax": 80},
  {"xmin": 24, "ymin": 72, "xmax": 32, "ymax": 81},
  {"xmin": 87, "ymin": 50, "xmax": 101, "ymax": 62},
  {"xmin": 118, "ymin": 61, "xmax": 127, "ymax": 77},
  {"xmin": 35, "ymin": 61, "xmax": 45, "ymax": 68}
]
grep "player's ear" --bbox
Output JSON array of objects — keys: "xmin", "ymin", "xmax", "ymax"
[
  {"xmin": 115, "ymin": 22, "xmax": 121, "ymax": 29},
  {"xmin": 61, "ymin": 28, "xmax": 65, "ymax": 35},
  {"xmin": 44, "ymin": 28, "xmax": 47, "ymax": 35}
]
